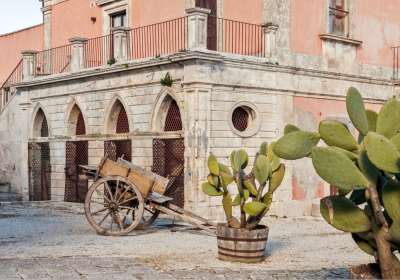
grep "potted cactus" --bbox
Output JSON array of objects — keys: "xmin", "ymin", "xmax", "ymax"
[
  {"xmin": 273, "ymin": 87, "xmax": 400, "ymax": 279},
  {"xmin": 202, "ymin": 142, "xmax": 285, "ymax": 262}
]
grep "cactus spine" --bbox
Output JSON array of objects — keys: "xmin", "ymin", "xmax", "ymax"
[
  {"xmin": 273, "ymin": 87, "xmax": 400, "ymax": 279},
  {"xmin": 202, "ymin": 143, "xmax": 285, "ymax": 230}
]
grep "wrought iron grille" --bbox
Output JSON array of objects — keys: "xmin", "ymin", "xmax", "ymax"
[
  {"xmin": 41, "ymin": 116, "xmax": 49, "ymax": 137},
  {"xmin": 232, "ymin": 107, "xmax": 249, "ymax": 132},
  {"xmin": 116, "ymin": 107, "xmax": 130, "ymax": 134},
  {"xmin": 164, "ymin": 100, "xmax": 183, "ymax": 132},
  {"xmin": 104, "ymin": 140, "xmax": 132, "ymax": 162},
  {"xmin": 28, "ymin": 142, "xmax": 51, "ymax": 201},
  {"xmin": 76, "ymin": 112, "xmax": 86, "ymax": 135},
  {"xmin": 153, "ymin": 138, "xmax": 185, "ymax": 207},
  {"xmin": 65, "ymin": 141, "xmax": 88, "ymax": 203}
]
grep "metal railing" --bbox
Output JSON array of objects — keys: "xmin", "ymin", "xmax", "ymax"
[
  {"xmin": 210, "ymin": 17, "xmax": 264, "ymax": 57},
  {"xmin": 393, "ymin": 46, "xmax": 399, "ymax": 80},
  {"xmin": 0, "ymin": 59, "xmax": 23, "ymax": 111},
  {"xmin": 35, "ymin": 44, "xmax": 71, "ymax": 76},
  {"xmin": 128, "ymin": 17, "xmax": 188, "ymax": 60},
  {"xmin": 85, "ymin": 34, "xmax": 113, "ymax": 68}
]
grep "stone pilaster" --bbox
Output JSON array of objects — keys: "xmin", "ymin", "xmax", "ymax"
[
  {"xmin": 263, "ymin": 0, "xmax": 290, "ymax": 49},
  {"xmin": 111, "ymin": 27, "xmax": 132, "ymax": 62},
  {"xmin": 186, "ymin": 7, "xmax": 211, "ymax": 50},
  {"xmin": 21, "ymin": 50, "xmax": 38, "ymax": 81},
  {"xmin": 68, "ymin": 37, "xmax": 89, "ymax": 71},
  {"xmin": 261, "ymin": 23, "xmax": 279, "ymax": 59}
]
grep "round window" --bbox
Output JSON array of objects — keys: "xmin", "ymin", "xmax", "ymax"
[{"xmin": 229, "ymin": 102, "xmax": 261, "ymax": 137}]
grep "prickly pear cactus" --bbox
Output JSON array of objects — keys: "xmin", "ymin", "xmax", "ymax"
[
  {"xmin": 273, "ymin": 87, "xmax": 400, "ymax": 279},
  {"xmin": 202, "ymin": 142, "xmax": 285, "ymax": 230}
]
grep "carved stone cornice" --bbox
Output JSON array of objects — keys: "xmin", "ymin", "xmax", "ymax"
[
  {"xmin": 319, "ymin": 34, "xmax": 362, "ymax": 45},
  {"xmin": 40, "ymin": 6, "xmax": 52, "ymax": 13}
]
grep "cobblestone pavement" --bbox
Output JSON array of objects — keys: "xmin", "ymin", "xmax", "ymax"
[
  {"xmin": 0, "ymin": 202, "xmax": 376, "ymax": 279},
  {"xmin": 0, "ymin": 257, "xmax": 349, "ymax": 280}
]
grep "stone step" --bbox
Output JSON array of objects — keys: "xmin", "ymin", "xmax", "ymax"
[
  {"xmin": 311, "ymin": 199, "xmax": 322, "ymax": 217},
  {"xmin": 0, "ymin": 193, "xmax": 22, "ymax": 202}
]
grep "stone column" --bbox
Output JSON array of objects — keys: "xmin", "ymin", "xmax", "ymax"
[
  {"xmin": 111, "ymin": 27, "xmax": 132, "ymax": 62},
  {"xmin": 186, "ymin": 7, "xmax": 211, "ymax": 50},
  {"xmin": 68, "ymin": 38, "xmax": 89, "ymax": 71},
  {"xmin": 21, "ymin": 50, "xmax": 38, "ymax": 81},
  {"xmin": 261, "ymin": 23, "xmax": 279, "ymax": 58},
  {"xmin": 41, "ymin": 2, "xmax": 52, "ymax": 74}
]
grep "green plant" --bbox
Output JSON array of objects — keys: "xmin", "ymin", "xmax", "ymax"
[
  {"xmin": 202, "ymin": 142, "xmax": 285, "ymax": 230},
  {"xmin": 123, "ymin": 63, "xmax": 129, "ymax": 68},
  {"xmin": 179, "ymin": 49, "xmax": 188, "ymax": 52},
  {"xmin": 155, "ymin": 54, "xmax": 161, "ymax": 58},
  {"xmin": 107, "ymin": 58, "xmax": 116, "ymax": 66},
  {"xmin": 160, "ymin": 72, "xmax": 173, "ymax": 87},
  {"xmin": 273, "ymin": 87, "xmax": 400, "ymax": 279}
]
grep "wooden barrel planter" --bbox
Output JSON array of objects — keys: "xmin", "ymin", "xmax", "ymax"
[
  {"xmin": 349, "ymin": 264, "xmax": 381, "ymax": 279},
  {"xmin": 217, "ymin": 223, "xmax": 269, "ymax": 263}
]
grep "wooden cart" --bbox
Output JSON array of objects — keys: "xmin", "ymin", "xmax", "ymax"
[{"xmin": 81, "ymin": 156, "xmax": 217, "ymax": 236}]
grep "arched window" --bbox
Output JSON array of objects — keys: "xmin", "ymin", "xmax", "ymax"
[
  {"xmin": 164, "ymin": 100, "xmax": 182, "ymax": 132},
  {"xmin": 41, "ymin": 116, "xmax": 49, "ymax": 137},
  {"xmin": 76, "ymin": 112, "xmax": 86, "ymax": 135},
  {"xmin": 116, "ymin": 107, "xmax": 129, "ymax": 134},
  {"xmin": 32, "ymin": 108, "xmax": 49, "ymax": 138}
]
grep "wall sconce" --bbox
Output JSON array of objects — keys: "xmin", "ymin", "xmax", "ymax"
[{"xmin": 91, "ymin": 17, "xmax": 96, "ymax": 23}]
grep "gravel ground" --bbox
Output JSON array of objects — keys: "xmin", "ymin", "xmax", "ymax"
[{"xmin": 0, "ymin": 202, "xmax": 380, "ymax": 279}]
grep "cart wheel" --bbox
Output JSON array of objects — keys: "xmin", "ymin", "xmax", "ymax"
[
  {"xmin": 116, "ymin": 203, "xmax": 160, "ymax": 230},
  {"xmin": 84, "ymin": 175, "xmax": 144, "ymax": 236}
]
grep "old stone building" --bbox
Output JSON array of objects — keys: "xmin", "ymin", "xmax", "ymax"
[{"xmin": 0, "ymin": 0, "xmax": 399, "ymax": 219}]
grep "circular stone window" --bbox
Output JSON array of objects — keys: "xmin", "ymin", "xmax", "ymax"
[{"xmin": 229, "ymin": 102, "xmax": 261, "ymax": 137}]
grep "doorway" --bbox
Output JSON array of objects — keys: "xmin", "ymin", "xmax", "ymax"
[{"xmin": 196, "ymin": 0, "xmax": 217, "ymax": 51}]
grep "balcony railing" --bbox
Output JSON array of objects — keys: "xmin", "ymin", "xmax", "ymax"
[
  {"xmin": 0, "ymin": 59, "xmax": 23, "ymax": 111},
  {"xmin": 36, "ymin": 44, "xmax": 71, "ymax": 76}
]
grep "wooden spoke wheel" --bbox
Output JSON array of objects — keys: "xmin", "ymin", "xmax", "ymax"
[
  {"xmin": 116, "ymin": 202, "xmax": 160, "ymax": 230},
  {"xmin": 84, "ymin": 175, "xmax": 144, "ymax": 236}
]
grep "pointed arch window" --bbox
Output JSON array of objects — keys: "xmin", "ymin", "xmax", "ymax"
[
  {"xmin": 76, "ymin": 112, "xmax": 86, "ymax": 135},
  {"xmin": 164, "ymin": 100, "xmax": 182, "ymax": 132},
  {"xmin": 116, "ymin": 107, "xmax": 129, "ymax": 134},
  {"xmin": 41, "ymin": 116, "xmax": 49, "ymax": 137}
]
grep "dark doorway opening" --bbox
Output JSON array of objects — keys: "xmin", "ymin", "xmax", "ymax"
[
  {"xmin": 28, "ymin": 142, "xmax": 51, "ymax": 201},
  {"xmin": 196, "ymin": 0, "xmax": 217, "ymax": 51}
]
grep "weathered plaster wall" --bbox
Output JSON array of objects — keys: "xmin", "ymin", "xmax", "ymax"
[
  {"xmin": 290, "ymin": 0, "xmax": 323, "ymax": 56},
  {"xmin": 224, "ymin": 0, "xmax": 263, "ymax": 24},
  {"xmin": 51, "ymin": 0, "xmax": 103, "ymax": 47},
  {"xmin": 0, "ymin": 25, "xmax": 44, "ymax": 83},
  {"xmin": 356, "ymin": 0, "xmax": 400, "ymax": 68},
  {"xmin": 0, "ymin": 94, "xmax": 22, "ymax": 194}
]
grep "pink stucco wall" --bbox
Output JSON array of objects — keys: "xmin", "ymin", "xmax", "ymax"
[
  {"xmin": 224, "ymin": 0, "xmax": 263, "ymax": 24},
  {"xmin": 356, "ymin": 0, "xmax": 400, "ymax": 68},
  {"xmin": 290, "ymin": 0, "xmax": 323, "ymax": 57},
  {"xmin": 292, "ymin": 96, "xmax": 383, "ymax": 199},
  {"xmin": 132, "ymin": 0, "xmax": 185, "ymax": 28},
  {"xmin": 51, "ymin": 0, "xmax": 103, "ymax": 48},
  {"xmin": 0, "ymin": 24, "xmax": 44, "ymax": 83}
]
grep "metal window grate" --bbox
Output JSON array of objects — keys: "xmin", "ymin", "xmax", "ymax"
[
  {"xmin": 164, "ymin": 100, "xmax": 182, "ymax": 132},
  {"xmin": 28, "ymin": 142, "xmax": 51, "ymax": 201},
  {"xmin": 153, "ymin": 138, "xmax": 185, "ymax": 207},
  {"xmin": 76, "ymin": 112, "xmax": 86, "ymax": 135},
  {"xmin": 41, "ymin": 116, "xmax": 49, "ymax": 137},
  {"xmin": 65, "ymin": 141, "xmax": 88, "ymax": 203},
  {"xmin": 116, "ymin": 107, "xmax": 130, "ymax": 134},
  {"xmin": 104, "ymin": 140, "xmax": 132, "ymax": 162},
  {"xmin": 232, "ymin": 107, "xmax": 249, "ymax": 132}
]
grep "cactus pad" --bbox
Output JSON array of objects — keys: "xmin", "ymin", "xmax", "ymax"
[
  {"xmin": 346, "ymin": 87, "xmax": 369, "ymax": 136},
  {"xmin": 222, "ymin": 192, "xmax": 233, "ymax": 218},
  {"xmin": 271, "ymin": 156, "xmax": 281, "ymax": 172},
  {"xmin": 243, "ymin": 181, "xmax": 258, "ymax": 196},
  {"xmin": 208, "ymin": 161, "xmax": 219, "ymax": 176},
  {"xmin": 220, "ymin": 171, "xmax": 234, "ymax": 186},
  {"xmin": 391, "ymin": 133, "xmax": 400, "ymax": 151},
  {"xmin": 259, "ymin": 142, "xmax": 268, "ymax": 156},
  {"xmin": 327, "ymin": 146, "xmax": 357, "ymax": 162},
  {"xmin": 319, "ymin": 120, "xmax": 359, "ymax": 151},
  {"xmin": 243, "ymin": 202, "xmax": 267, "ymax": 216},
  {"xmin": 207, "ymin": 174, "xmax": 214, "ymax": 185},
  {"xmin": 255, "ymin": 155, "xmax": 270, "ymax": 185},
  {"xmin": 366, "ymin": 109, "xmax": 378, "ymax": 132},
  {"xmin": 389, "ymin": 216, "xmax": 400, "ymax": 243},
  {"xmin": 320, "ymin": 195, "xmax": 372, "ymax": 232},
  {"xmin": 311, "ymin": 147, "xmax": 369, "ymax": 190},
  {"xmin": 202, "ymin": 182, "xmax": 224, "ymax": 196},
  {"xmin": 208, "ymin": 154, "xmax": 217, "ymax": 165},
  {"xmin": 273, "ymin": 131, "xmax": 320, "ymax": 160},
  {"xmin": 357, "ymin": 142, "xmax": 379, "ymax": 187},
  {"xmin": 218, "ymin": 163, "xmax": 232, "ymax": 175},
  {"xmin": 382, "ymin": 179, "xmax": 400, "ymax": 220},
  {"xmin": 233, "ymin": 151, "xmax": 242, "ymax": 172},
  {"xmin": 268, "ymin": 142, "xmax": 276, "ymax": 161},
  {"xmin": 352, "ymin": 233, "xmax": 375, "ymax": 255},
  {"xmin": 364, "ymin": 132, "xmax": 400, "ymax": 174},
  {"xmin": 284, "ymin": 124, "xmax": 301, "ymax": 135},
  {"xmin": 232, "ymin": 189, "xmax": 250, "ymax": 206},
  {"xmin": 269, "ymin": 164, "xmax": 285, "ymax": 193},
  {"xmin": 238, "ymin": 149, "xmax": 249, "ymax": 169},
  {"xmin": 376, "ymin": 98, "xmax": 400, "ymax": 139},
  {"xmin": 350, "ymin": 189, "xmax": 366, "ymax": 205},
  {"xmin": 230, "ymin": 151, "xmax": 236, "ymax": 170}
]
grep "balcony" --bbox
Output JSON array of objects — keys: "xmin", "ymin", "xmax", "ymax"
[{"xmin": 0, "ymin": 8, "xmax": 279, "ymax": 112}]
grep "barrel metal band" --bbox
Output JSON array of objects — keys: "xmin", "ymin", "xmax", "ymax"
[
  {"xmin": 218, "ymin": 251, "xmax": 264, "ymax": 259},
  {"xmin": 217, "ymin": 236, "xmax": 268, "ymax": 242},
  {"xmin": 217, "ymin": 246, "xmax": 265, "ymax": 253}
]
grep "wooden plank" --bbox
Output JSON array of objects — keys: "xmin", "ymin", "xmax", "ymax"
[
  {"xmin": 167, "ymin": 203, "xmax": 218, "ymax": 227},
  {"xmin": 98, "ymin": 158, "xmax": 154, "ymax": 198},
  {"xmin": 79, "ymin": 165, "xmax": 98, "ymax": 171},
  {"xmin": 150, "ymin": 193, "xmax": 174, "ymax": 203},
  {"xmin": 151, "ymin": 203, "xmax": 217, "ymax": 235},
  {"xmin": 117, "ymin": 158, "xmax": 169, "ymax": 195}
]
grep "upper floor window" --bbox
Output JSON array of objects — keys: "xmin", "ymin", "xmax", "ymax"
[
  {"xmin": 111, "ymin": 12, "xmax": 126, "ymax": 28},
  {"xmin": 329, "ymin": 0, "xmax": 348, "ymax": 37}
]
